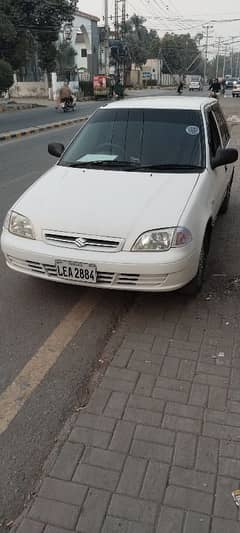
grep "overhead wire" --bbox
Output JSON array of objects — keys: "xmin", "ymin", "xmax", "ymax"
[
  {"xmin": 157, "ymin": 0, "xmax": 190, "ymax": 31},
  {"xmin": 144, "ymin": 0, "xmax": 170, "ymax": 31},
  {"xmin": 151, "ymin": 0, "xmax": 189, "ymax": 32}
]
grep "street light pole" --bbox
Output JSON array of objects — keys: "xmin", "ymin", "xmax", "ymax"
[
  {"xmin": 216, "ymin": 37, "xmax": 221, "ymax": 79},
  {"xmin": 236, "ymin": 51, "xmax": 240, "ymax": 78},
  {"xmin": 231, "ymin": 37, "xmax": 234, "ymax": 77},
  {"xmin": 104, "ymin": 0, "xmax": 109, "ymax": 75},
  {"xmin": 203, "ymin": 25, "xmax": 212, "ymax": 83},
  {"xmin": 222, "ymin": 45, "xmax": 227, "ymax": 78}
]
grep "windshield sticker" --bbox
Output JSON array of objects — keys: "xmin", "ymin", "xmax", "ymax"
[
  {"xmin": 77, "ymin": 154, "xmax": 117, "ymax": 163},
  {"xmin": 186, "ymin": 125, "xmax": 200, "ymax": 136}
]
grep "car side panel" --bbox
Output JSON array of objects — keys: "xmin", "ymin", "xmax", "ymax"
[{"xmin": 177, "ymin": 169, "xmax": 214, "ymax": 259}]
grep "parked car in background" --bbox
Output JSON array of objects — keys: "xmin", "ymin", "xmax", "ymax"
[
  {"xmin": 188, "ymin": 76, "xmax": 203, "ymax": 91},
  {"xmin": 226, "ymin": 78, "xmax": 237, "ymax": 89},
  {"xmin": 232, "ymin": 80, "xmax": 240, "ymax": 97},
  {"xmin": 1, "ymin": 97, "xmax": 238, "ymax": 295}
]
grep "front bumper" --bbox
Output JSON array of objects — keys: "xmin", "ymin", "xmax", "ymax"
[{"xmin": 1, "ymin": 229, "xmax": 199, "ymax": 292}]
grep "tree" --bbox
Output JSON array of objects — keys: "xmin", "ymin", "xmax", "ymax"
[
  {"xmin": 160, "ymin": 33, "xmax": 203, "ymax": 75},
  {"xmin": 56, "ymin": 42, "xmax": 77, "ymax": 78},
  {"xmin": 0, "ymin": 0, "xmax": 77, "ymax": 74},
  {"xmin": 195, "ymin": 33, "xmax": 204, "ymax": 46},
  {"xmin": 125, "ymin": 15, "xmax": 148, "ymax": 68},
  {"xmin": 0, "ymin": 59, "xmax": 13, "ymax": 94},
  {"xmin": 124, "ymin": 15, "xmax": 161, "ymax": 69},
  {"xmin": 147, "ymin": 30, "xmax": 161, "ymax": 59}
]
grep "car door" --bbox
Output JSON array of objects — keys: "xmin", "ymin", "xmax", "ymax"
[
  {"xmin": 206, "ymin": 107, "xmax": 226, "ymax": 219},
  {"xmin": 213, "ymin": 103, "xmax": 232, "ymax": 185}
]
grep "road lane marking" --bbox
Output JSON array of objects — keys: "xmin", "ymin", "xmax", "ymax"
[{"xmin": 0, "ymin": 290, "xmax": 99, "ymax": 435}]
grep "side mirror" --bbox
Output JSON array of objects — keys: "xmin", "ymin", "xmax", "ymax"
[
  {"xmin": 212, "ymin": 148, "xmax": 238, "ymax": 169},
  {"xmin": 48, "ymin": 142, "xmax": 64, "ymax": 158}
]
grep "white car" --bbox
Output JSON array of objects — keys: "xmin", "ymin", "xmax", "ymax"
[
  {"xmin": 1, "ymin": 97, "xmax": 238, "ymax": 294},
  {"xmin": 189, "ymin": 80, "xmax": 202, "ymax": 91},
  {"xmin": 232, "ymin": 81, "xmax": 240, "ymax": 97}
]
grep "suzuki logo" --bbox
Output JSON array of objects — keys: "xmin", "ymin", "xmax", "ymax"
[{"xmin": 75, "ymin": 237, "xmax": 87, "ymax": 248}]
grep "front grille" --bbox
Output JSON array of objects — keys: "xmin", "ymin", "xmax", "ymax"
[
  {"xmin": 116, "ymin": 273, "xmax": 139, "ymax": 285},
  {"xmin": 97, "ymin": 272, "xmax": 115, "ymax": 284},
  {"xmin": 116, "ymin": 274, "xmax": 167, "ymax": 286},
  {"xmin": 7, "ymin": 256, "xmax": 167, "ymax": 288},
  {"xmin": 44, "ymin": 231, "xmax": 124, "ymax": 252},
  {"xmin": 7, "ymin": 256, "xmax": 56, "ymax": 276}
]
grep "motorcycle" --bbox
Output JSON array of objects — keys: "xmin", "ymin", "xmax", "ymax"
[
  {"xmin": 60, "ymin": 96, "xmax": 76, "ymax": 112},
  {"xmin": 209, "ymin": 90, "xmax": 219, "ymax": 99}
]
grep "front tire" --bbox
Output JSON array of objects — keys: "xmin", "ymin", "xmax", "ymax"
[
  {"xmin": 181, "ymin": 231, "xmax": 211, "ymax": 296},
  {"xmin": 219, "ymin": 179, "xmax": 232, "ymax": 214}
]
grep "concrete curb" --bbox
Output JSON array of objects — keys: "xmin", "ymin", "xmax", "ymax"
[{"xmin": 0, "ymin": 115, "xmax": 89, "ymax": 142}]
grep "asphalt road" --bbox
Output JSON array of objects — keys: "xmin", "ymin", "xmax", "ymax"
[
  {"xmin": 0, "ymin": 94, "xmax": 240, "ymax": 529},
  {"xmin": 0, "ymin": 101, "xmax": 100, "ymax": 134},
  {"xmin": 0, "ymin": 125, "xmax": 134, "ymax": 528},
  {"xmin": 0, "ymin": 86, "xmax": 221, "ymax": 136}
]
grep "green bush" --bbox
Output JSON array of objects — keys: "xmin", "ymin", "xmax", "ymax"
[
  {"xmin": 0, "ymin": 60, "xmax": 14, "ymax": 95},
  {"xmin": 79, "ymin": 81, "xmax": 94, "ymax": 97}
]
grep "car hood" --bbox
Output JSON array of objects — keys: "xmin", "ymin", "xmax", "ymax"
[{"xmin": 14, "ymin": 165, "xmax": 200, "ymax": 240}]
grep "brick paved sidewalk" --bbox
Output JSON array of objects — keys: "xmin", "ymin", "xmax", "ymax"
[{"xmin": 15, "ymin": 289, "xmax": 240, "ymax": 533}]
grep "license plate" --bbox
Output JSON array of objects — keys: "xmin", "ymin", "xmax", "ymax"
[{"xmin": 56, "ymin": 261, "xmax": 97, "ymax": 283}]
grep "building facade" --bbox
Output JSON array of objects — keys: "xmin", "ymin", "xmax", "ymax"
[{"xmin": 62, "ymin": 10, "xmax": 100, "ymax": 79}]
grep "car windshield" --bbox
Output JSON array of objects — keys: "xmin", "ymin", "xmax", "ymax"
[{"xmin": 60, "ymin": 108, "xmax": 205, "ymax": 171}]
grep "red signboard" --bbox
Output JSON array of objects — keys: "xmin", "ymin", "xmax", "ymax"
[{"xmin": 93, "ymin": 75, "xmax": 107, "ymax": 90}]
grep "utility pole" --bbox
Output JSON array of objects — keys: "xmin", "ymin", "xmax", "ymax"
[
  {"xmin": 114, "ymin": 0, "xmax": 126, "ymax": 82},
  {"xmin": 216, "ymin": 37, "xmax": 221, "ymax": 79},
  {"xmin": 115, "ymin": 0, "xmax": 119, "ymax": 40},
  {"xmin": 114, "ymin": 1, "xmax": 126, "ymax": 41},
  {"xmin": 222, "ymin": 45, "xmax": 227, "ymax": 78},
  {"xmin": 231, "ymin": 37, "xmax": 234, "ymax": 77},
  {"xmin": 104, "ymin": 0, "xmax": 109, "ymax": 75},
  {"xmin": 121, "ymin": 0, "xmax": 126, "ymax": 85},
  {"xmin": 203, "ymin": 25, "xmax": 213, "ymax": 83},
  {"xmin": 236, "ymin": 51, "xmax": 240, "ymax": 78},
  {"xmin": 121, "ymin": 0, "xmax": 126, "ymax": 39}
]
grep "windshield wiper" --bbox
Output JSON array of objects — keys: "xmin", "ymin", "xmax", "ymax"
[
  {"xmin": 60, "ymin": 160, "xmax": 137, "ymax": 169},
  {"xmin": 127, "ymin": 163, "xmax": 204, "ymax": 172},
  {"xmin": 60, "ymin": 161, "xmax": 204, "ymax": 172}
]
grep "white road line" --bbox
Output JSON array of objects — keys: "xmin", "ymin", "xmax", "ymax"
[{"xmin": 0, "ymin": 290, "xmax": 99, "ymax": 435}]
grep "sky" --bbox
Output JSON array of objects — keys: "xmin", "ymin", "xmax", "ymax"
[{"xmin": 78, "ymin": 0, "xmax": 240, "ymax": 56}]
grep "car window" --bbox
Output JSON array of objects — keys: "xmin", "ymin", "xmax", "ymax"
[
  {"xmin": 207, "ymin": 110, "xmax": 222, "ymax": 157},
  {"xmin": 213, "ymin": 104, "xmax": 230, "ymax": 147},
  {"xmin": 61, "ymin": 108, "xmax": 205, "ymax": 170}
]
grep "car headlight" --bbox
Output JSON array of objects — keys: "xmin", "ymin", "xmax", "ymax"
[
  {"xmin": 132, "ymin": 227, "xmax": 192, "ymax": 252},
  {"xmin": 8, "ymin": 211, "xmax": 35, "ymax": 239}
]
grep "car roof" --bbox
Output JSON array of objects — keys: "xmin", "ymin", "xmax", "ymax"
[{"xmin": 102, "ymin": 96, "xmax": 214, "ymax": 111}]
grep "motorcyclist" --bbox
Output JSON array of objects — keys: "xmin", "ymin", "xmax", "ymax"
[
  {"xmin": 221, "ymin": 78, "xmax": 226, "ymax": 95},
  {"xmin": 57, "ymin": 81, "xmax": 73, "ymax": 108},
  {"xmin": 114, "ymin": 78, "xmax": 124, "ymax": 99},
  {"xmin": 209, "ymin": 78, "xmax": 221, "ymax": 98},
  {"xmin": 177, "ymin": 79, "xmax": 184, "ymax": 94}
]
